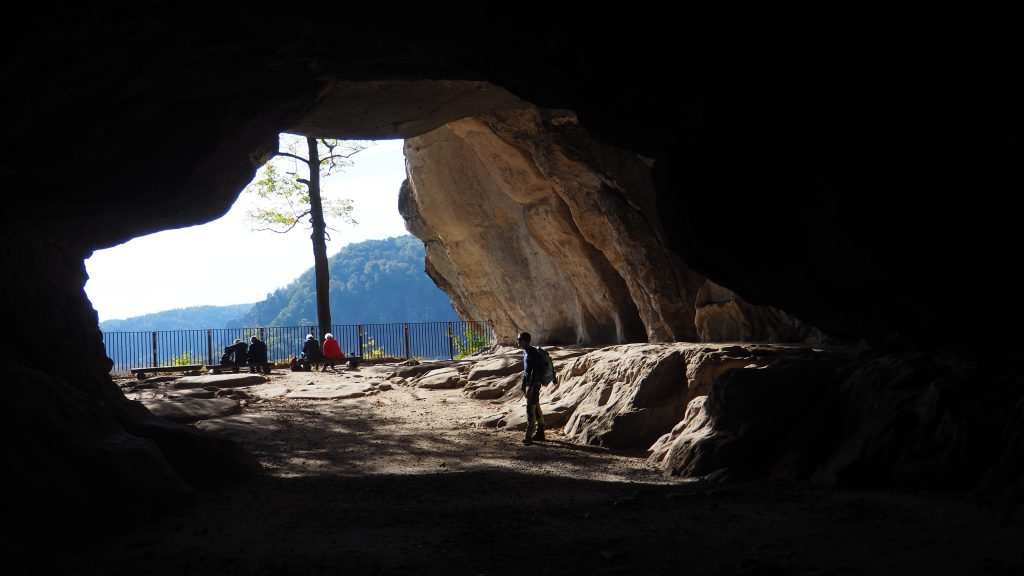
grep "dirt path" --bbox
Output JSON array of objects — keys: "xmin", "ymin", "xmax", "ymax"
[{"xmin": 36, "ymin": 367, "xmax": 1024, "ymax": 575}]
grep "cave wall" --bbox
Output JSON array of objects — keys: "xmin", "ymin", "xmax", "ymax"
[
  {"xmin": 400, "ymin": 107, "xmax": 819, "ymax": 346},
  {"xmin": 401, "ymin": 107, "xmax": 707, "ymax": 344},
  {"xmin": 1, "ymin": 234, "xmax": 259, "ymax": 534},
  {"xmin": 1, "ymin": 6, "xmax": 1021, "ymax": 531},
  {"xmin": 694, "ymin": 280, "xmax": 825, "ymax": 344},
  {"xmin": 5, "ymin": 7, "xmax": 1018, "ymax": 349}
]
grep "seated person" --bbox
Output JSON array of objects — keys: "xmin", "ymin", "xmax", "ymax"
[
  {"xmin": 301, "ymin": 334, "xmax": 323, "ymax": 371},
  {"xmin": 247, "ymin": 335, "xmax": 270, "ymax": 374},
  {"xmin": 321, "ymin": 332, "xmax": 345, "ymax": 370},
  {"xmin": 223, "ymin": 339, "xmax": 248, "ymax": 373}
]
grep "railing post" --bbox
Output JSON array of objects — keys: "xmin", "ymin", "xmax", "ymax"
[
  {"xmin": 109, "ymin": 321, "xmax": 492, "ymax": 374},
  {"xmin": 448, "ymin": 322, "xmax": 454, "ymax": 359},
  {"xmin": 403, "ymin": 323, "xmax": 410, "ymax": 359}
]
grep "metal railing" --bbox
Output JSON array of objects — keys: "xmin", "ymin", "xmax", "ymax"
[{"xmin": 101, "ymin": 321, "xmax": 494, "ymax": 374}]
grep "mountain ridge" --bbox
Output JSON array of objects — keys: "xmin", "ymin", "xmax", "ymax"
[{"xmin": 98, "ymin": 235, "xmax": 458, "ymax": 332}]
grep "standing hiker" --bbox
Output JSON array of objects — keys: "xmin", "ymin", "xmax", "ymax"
[{"xmin": 516, "ymin": 331, "xmax": 555, "ymax": 445}]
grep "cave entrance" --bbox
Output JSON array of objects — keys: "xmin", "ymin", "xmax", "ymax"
[
  {"xmin": 86, "ymin": 80, "xmax": 540, "ymax": 371},
  {"xmin": 84, "ymin": 79, "xmax": 532, "ymax": 328},
  {"xmin": 85, "ymin": 138, "xmax": 410, "ymax": 326}
]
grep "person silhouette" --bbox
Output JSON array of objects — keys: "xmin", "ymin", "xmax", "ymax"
[
  {"xmin": 322, "ymin": 333, "xmax": 345, "ymax": 371},
  {"xmin": 516, "ymin": 331, "xmax": 548, "ymax": 445}
]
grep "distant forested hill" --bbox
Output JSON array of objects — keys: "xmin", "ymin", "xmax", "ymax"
[
  {"xmin": 99, "ymin": 304, "xmax": 254, "ymax": 332},
  {"xmin": 238, "ymin": 235, "xmax": 458, "ymax": 327},
  {"xmin": 99, "ymin": 236, "xmax": 462, "ymax": 369},
  {"xmin": 97, "ymin": 235, "xmax": 458, "ymax": 334}
]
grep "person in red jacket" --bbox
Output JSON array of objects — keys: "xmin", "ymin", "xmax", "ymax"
[{"xmin": 321, "ymin": 333, "xmax": 345, "ymax": 371}]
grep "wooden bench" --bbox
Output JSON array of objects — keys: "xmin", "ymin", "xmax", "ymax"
[
  {"xmin": 130, "ymin": 364, "xmax": 204, "ymax": 380},
  {"xmin": 208, "ymin": 363, "xmax": 274, "ymax": 374},
  {"xmin": 298, "ymin": 355, "xmax": 363, "ymax": 370},
  {"xmin": 131, "ymin": 362, "xmax": 280, "ymax": 379}
]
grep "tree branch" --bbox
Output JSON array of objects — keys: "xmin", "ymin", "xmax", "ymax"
[
  {"xmin": 272, "ymin": 151, "xmax": 309, "ymax": 163},
  {"xmin": 251, "ymin": 221, "xmax": 301, "ymax": 234},
  {"xmin": 321, "ymin": 150, "xmax": 364, "ymax": 163},
  {"xmin": 250, "ymin": 212, "xmax": 308, "ymax": 234}
]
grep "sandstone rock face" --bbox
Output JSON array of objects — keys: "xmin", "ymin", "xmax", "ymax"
[
  {"xmin": 466, "ymin": 356, "xmax": 522, "ymax": 381},
  {"xmin": 694, "ymin": 280, "xmax": 825, "ymax": 343},
  {"xmin": 482, "ymin": 343, "xmax": 816, "ymax": 449},
  {"xmin": 403, "ymin": 108, "xmax": 706, "ymax": 345},
  {"xmin": 556, "ymin": 344, "xmax": 691, "ymax": 448},
  {"xmin": 2, "ymin": 236, "xmax": 259, "ymax": 537},
  {"xmin": 646, "ymin": 350, "xmax": 1024, "ymax": 504},
  {"xmin": 647, "ymin": 354, "xmax": 844, "ymax": 480},
  {"xmin": 447, "ymin": 343, "xmax": 1024, "ymax": 505},
  {"xmin": 172, "ymin": 374, "xmax": 269, "ymax": 389},
  {"xmin": 415, "ymin": 367, "xmax": 464, "ymax": 389},
  {"xmin": 287, "ymin": 381, "xmax": 380, "ymax": 399},
  {"xmin": 142, "ymin": 397, "xmax": 243, "ymax": 423}
]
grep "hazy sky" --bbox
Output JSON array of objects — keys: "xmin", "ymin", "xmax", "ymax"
[{"xmin": 85, "ymin": 139, "xmax": 410, "ymax": 322}]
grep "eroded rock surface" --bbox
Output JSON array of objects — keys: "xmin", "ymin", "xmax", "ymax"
[
  {"xmin": 403, "ymin": 108, "xmax": 705, "ymax": 345},
  {"xmin": 408, "ymin": 344, "xmax": 1024, "ymax": 508}
]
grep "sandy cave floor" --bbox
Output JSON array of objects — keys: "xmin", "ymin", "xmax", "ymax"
[{"xmin": 33, "ymin": 365, "xmax": 1024, "ymax": 575}]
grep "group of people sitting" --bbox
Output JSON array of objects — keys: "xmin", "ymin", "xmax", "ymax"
[
  {"xmin": 293, "ymin": 333, "xmax": 350, "ymax": 371},
  {"xmin": 220, "ymin": 333, "xmax": 356, "ymax": 374},
  {"xmin": 221, "ymin": 336, "xmax": 270, "ymax": 374}
]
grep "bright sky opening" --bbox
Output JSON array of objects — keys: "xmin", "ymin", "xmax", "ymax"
[{"xmin": 85, "ymin": 139, "xmax": 410, "ymax": 322}]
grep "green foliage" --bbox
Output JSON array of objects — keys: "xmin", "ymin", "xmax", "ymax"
[
  {"xmin": 247, "ymin": 163, "xmax": 310, "ymax": 230},
  {"xmin": 164, "ymin": 351, "xmax": 197, "ymax": 367},
  {"xmin": 361, "ymin": 336, "xmax": 388, "ymax": 359},
  {"xmin": 453, "ymin": 327, "xmax": 488, "ymax": 359},
  {"xmin": 244, "ymin": 134, "xmax": 370, "ymax": 233},
  {"xmin": 231, "ymin": 328, "xmax": 290, "ymax": 362}
]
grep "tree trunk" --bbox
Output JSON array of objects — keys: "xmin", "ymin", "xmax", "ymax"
[{"xmin": 306, "ymin": 137, "xmax": 332, "ymax": 342}]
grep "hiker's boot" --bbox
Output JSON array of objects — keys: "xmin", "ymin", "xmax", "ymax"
[
  {"xmin": 522, "ymin": 435, "xmax": 533, "ymax": 446},
  {"xmin": 532, "ymin": 427, "xmax": 546, "ymax": 442}
]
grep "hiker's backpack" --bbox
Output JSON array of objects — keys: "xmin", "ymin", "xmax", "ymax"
[{"xmin": 536, "ymin": 346, "xmax": 555, "ymax": 385}]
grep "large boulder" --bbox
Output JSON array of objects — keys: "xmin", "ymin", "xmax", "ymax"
[{"xmin": 403, "ymin": 108, "xmax": 706, "ymax": 345}]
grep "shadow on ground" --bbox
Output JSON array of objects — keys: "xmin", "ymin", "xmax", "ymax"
[{"xmin": 20, "ymin": 382, "xmax": 1024, "ymax": 576}]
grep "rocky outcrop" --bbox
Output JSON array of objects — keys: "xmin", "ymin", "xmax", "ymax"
[
  {"xmin": 142, "ymin": 397, "xmax": 244, "ymax": 423},
  {"xmin": 475, "ymin": 343, "xmax": 822, "ymax": 447},
  {"xmin": 403, "ymin": 110, "xmax": 825, "ymax": 347},
  {"xmin": 402, "ymin": 108, "xmax": 707, "ymax": 345},
  {"xmin": 694, "ymin": 280, "xmax": 824, "ymax": 343},
  {"xmin": 446, "ymin": 344, "xmax": 1024, "ymax": 506},
  {"xmin": 648, "ymin": 350, "xmax": 1024, "ymax": 507},
  {"xmin": 1, "ymin": 236, "xmax": 260, "ymax": 538}
]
